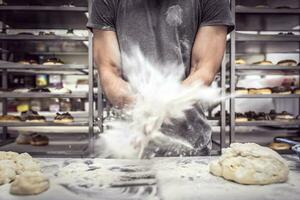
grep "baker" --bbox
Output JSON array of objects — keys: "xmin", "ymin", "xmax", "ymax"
[{"xmin": 87, "ymin": 0, "xmax": 234, "ymax": 156}]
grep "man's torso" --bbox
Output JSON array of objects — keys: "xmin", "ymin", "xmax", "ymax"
[{"xmin": 114, "ymin": 0, "xmax": 201, "ymax": 77}]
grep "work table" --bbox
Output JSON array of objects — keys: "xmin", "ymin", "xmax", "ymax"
[{"xmin": 0, "ymin": 156, "xmax": 299, "ymax": 200}]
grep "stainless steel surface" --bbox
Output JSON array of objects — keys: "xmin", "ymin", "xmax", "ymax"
[
  {"xmin": 235, "ymin": 120, "xmax": 300, "ymax": 127},
  {"xmin": 3, "ymin": 0, "xmax": 88, "ymax": 6},
  {"xmin": 236, "ymin": 7, "xmax": 300, "ymax": 14},
  {"xmin": 236, "ymin": 64, "xmax": 300, "ymax": 70},
  {"xmin": 235, "ymin": 65, "xmax": 300, "ymax": 76},
  {"xmin": 0, "ymin": 6, "xmax": 88, "ymax": 29},
  {"xmin": 2, "ymin": 43, "xmax": 88, "ymax": 54},
  {"xmin": 275, "ymin": 138, "xmax": 300, "ymax": 159},
  {"xmin": 88, "ymin": 0, "xmax": 95, "ymax": 156},
  {"xmin": 0, "ymin": 121, "xmax": 89, "ymax": 127},
  {"xmin": 0, "ymin": 61, "xmax": 88, "ymax": 70},
  {"xmin": 1, "ymin": 69, "xmax": 8, "ymax": 140},
  {"xmin": 236, "ymin": 33, "xmax": 300, "ymax": 42},
  {"xmin": 275, "ymin": 137, "xmax": 300, "ymax": 145},
  {"xmin": 0, "ymin": 92, "xmax": 88, "ymax": 98},
  {"xmin": 0, "ymin": 60, "xmax": 88, "ymax": 75},
  {"xmin": 0, "ymin": 6, "xmax": 88, "ymax": 12},
  {"xmin": 229, "ymin": 0, "xmax": 236, "ymax": 143},
  {"xmin": 97, "ymin": 73, "xmax": 103, "ymax": 132},
  {"xmin": 236, "ymin": 94, "xmax": 300, "ymax": 98},
  {"xmin": 236, "ymin": 12, "xmax": 300, "ymax": 31},
  {"xmin": 235, "ymin": 42, "xmax": 300, "ymax": 54},
  {"xmin": 0, "ymin": 34, "xmax": 88, "ymax": 41},
  {"xmin": 0, "ymin": 141, "xmax": 89, "ymax": 157},
  {"xmin": 220, "ymin": 53, "xmax": 226, "ymax": 148}
]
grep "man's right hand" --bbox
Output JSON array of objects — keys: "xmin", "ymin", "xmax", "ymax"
[{"xmin": 105, "ymin": 80, "xmax": 135, "ymax": 108}]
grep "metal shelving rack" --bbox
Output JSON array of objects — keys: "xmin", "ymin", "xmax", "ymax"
[
  {"xmin": 0, "ymin": 0, "xmax": 95, "ymax": 157},
  {"xmin": 229, "ymin": 0, "xmax": 300, "ymax": 143}
]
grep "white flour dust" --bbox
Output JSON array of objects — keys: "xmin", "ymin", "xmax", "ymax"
[
  {"xmin": 95, "ymin": 46, "xmax": 225, "ymax": 159},
  {"xmin": 166, "ymin": 5, "xmax": 183, "ymax": 27}
]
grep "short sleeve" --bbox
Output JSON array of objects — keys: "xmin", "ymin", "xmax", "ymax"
[
  {"xmin": 199, "ymin": 0, "xmax": 234, "ymax": 33},
  {"xmin": 87, "ymin": 0, "xmax": 117, "ymax": 31}
]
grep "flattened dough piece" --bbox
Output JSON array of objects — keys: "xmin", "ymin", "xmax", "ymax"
[
  {"xmin": 0, "ymin": 160, "xmax": 17, "ymax": 185},
  {"xmin": 10, "ymin": 171, "xmax": 49, "ymax": 195},
  {"xmin": 209, "ymin": 143, "xmax": 289, "ymax": 185}
]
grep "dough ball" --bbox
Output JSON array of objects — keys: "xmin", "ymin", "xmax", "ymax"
[
  {"xmin": 16, "ymin": 159, "xmax": 41, "ymax": 174},
  {"xmin": 0, "ymin": 151, "xmax": 19, "ymax": 160},
  {"xmin": 209, "ymin": 143, "xmax": 289, "ymax": 185},
  {"xmin": 0, "ymin": 160, "xmax": 17, "ymax": 185},
  {"xmin": 10, "ymin": 171, "xmax": 49, "ymax": 195},
  {"xmin": 16, "ymin": 153, "xmax": 33, "ymax": 161}
]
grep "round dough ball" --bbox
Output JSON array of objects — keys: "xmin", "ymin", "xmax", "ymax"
[
  {"xmin": 10, "ymin": 171, "xmax": 49, "ymax": 195},
  {"xmin": 16, "ymin": 153, "xmax": 33, "ymax": 160},
  {"xmin": 209, "ymin": 143, "xmax": 289, "ymax": 185},
  {"xmin": 0, "ymin": 151, "xmax": 19, "ymax": 160},
  {"xmin": 0, "ymin": 160, "xmax": 17, "ymax": 185}
]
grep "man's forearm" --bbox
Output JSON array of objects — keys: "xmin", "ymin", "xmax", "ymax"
[
  {"xmin": 182, "ymin": 62, "xmax": 218, "ymax": 86},
  {"xmin": 183, "ymin": 26, "xmax": 227, "ymax": 86},
  {"xmin": 99, "ymin": 67, "xmax": 133, "ymax": 108}
]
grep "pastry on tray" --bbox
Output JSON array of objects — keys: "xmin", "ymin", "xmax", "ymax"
[
  {"xmin": 30, "ymin": 135, "xmax": 49, "ymax": 146},
  {"xmin": 235, "ymin": 59, "xmax": 246, "ymax": 65},
  {"xmin": 275, "ymin": 111, "xmax": 294, "ymax": 121},
  {"xmin": 249, "ymin": 88, "xmax": 272, "ymax": 95},
  {"xmin": 271, "ymin": 86, "xmax": 292, "ymax": 94},
  {"xmin": 29, "ymin": 88, "xmax": 51, "ymax": 93},
  {"xmin": 18, "ymin": 59, "xmax": 38, "ymax": 65},
  {"xmin": 244, "ymin": 111, "xmax": 256, "ymax": 121},
  {"xmin": 252, "ymin": 60, "xmax": 273, "ymax": 65},
  {"xmin": 278, "ymin": 32, "xmax": 294, "ymax": 36},
  {"xmin": 255, "ymin": 5, "xmax": 269, "ymax": 8},
  {"xmin": 275, "ymin": 6, "xmax": 292, "ymax": 9},
  {"xmin": 277, "ymin": 59, "xmax": 297, "ymax": 67},
  {"xmin": 13, "ymin": 88, "xmax": 30, "ymax": 93},
  {"xmin": 21, "ymin": 110, "xmax": 46, "ymax": 123},
  {"xmin": 293, "ymin": 88, "xmax": 300, "ymax": 94},
  {"xmin": 0, "ymin": 115, "xmax": 21, "ymax": 122},
  {"xmin": 255, "ymin": 112, "xmax": 272, "ymax": 121},
  {"xmin": 42, "ymin": 58, "xmax": 64, "ymax": 65},
  {"xmin": 235, "ymin": 113, "xmax": 248, "ymax": 122},
  {"xmin": 235, "ymin": 87, "xmax": 248, "ymax": 95},
  {"xmin": 17, "ymin": 32, "xmax": 34, "ymax": 35},
  {"xmin": 269, "ymin": 142, "xmax": 290, "ymax": 151},
  {"xmin": 54, "ymin": 112, "xmax": 74, "ymax": 123},
  {"xmin": 214, "ymin": 111, "xmax": 229, "ymax": 118},
  {"xmin": 39, "ymin": 31, "xmax": 56, "ymax": 36},
  {"xmin": 49, "ymin": 87, "xmax": 71, "ymax": 94},
  {"xmin": 16, "ymin": 134, "xmax": 32, "ymax": 145},
  {"xmin": 269, "ymin": 110, "xmax": 277, "ymax": 120}
]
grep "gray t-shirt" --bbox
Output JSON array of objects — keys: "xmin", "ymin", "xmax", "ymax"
[
  {"xmin": 87, "ymin": 0, "xmax": 234, "ymax": 77},
  {"xmin": 88, "ymin": 0, "xmax": 234, "ymax": 156}
]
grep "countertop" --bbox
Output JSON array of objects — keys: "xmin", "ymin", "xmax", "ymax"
[{"xmin": 0, "ymin": 156, "xmax": 299, "ymax": 200}]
